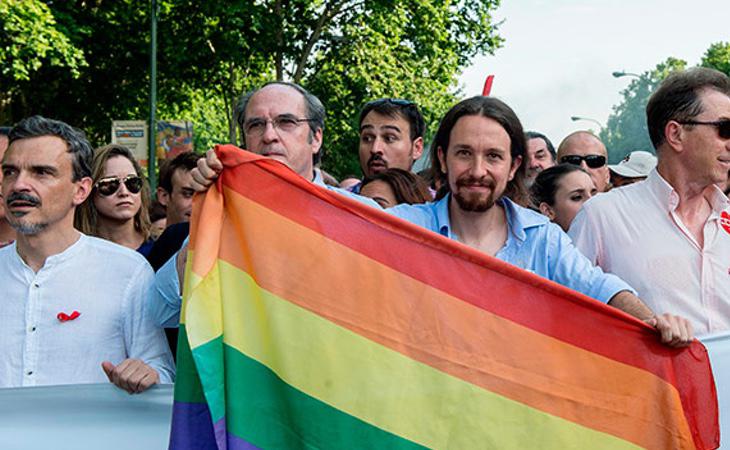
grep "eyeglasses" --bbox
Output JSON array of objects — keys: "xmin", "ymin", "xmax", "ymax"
[
  {"xmin": 364, "ymin": 98, "xmax": 416, "ymax": 108},
  {"xmin": 95, "ymin": 175, "xmax": 143, "ymax": 196},
  {"xmin": 560, "ymin": 154, "xmax": 607, "ymax": 168},
  {"xmin": 677, "ymin": 119, "xmax": 730, "ymax": 139},
  {"xmin": 244, "ymin": 115, "xmax": 315, "ymax": 137}
]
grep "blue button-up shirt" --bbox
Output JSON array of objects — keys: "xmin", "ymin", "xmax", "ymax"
[{"xmin": 388, "ymin": 194, "xmax": 635, "ymax": 304}]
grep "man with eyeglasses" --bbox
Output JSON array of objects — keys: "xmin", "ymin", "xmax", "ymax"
[
  {"xmin": 0, "ymin": 116, "xmax": 173, "ymax": 392},
  {"xmin": 357, "ymin": 98, "xmax": 425, "ymax": 182},
  {"xmin": 570, "ymin": 67, "xmax": 730, "ymax": 336},
  {"xmin": 151, "ymin": 82, "xmax": 379, "ymax": 328},
  {"xmin": 557, "ymin": 131, "xmax": 610, "ymax": 192}
]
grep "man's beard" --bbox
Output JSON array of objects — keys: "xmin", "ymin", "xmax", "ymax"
[
  {"xmin": 9, "ymin": 220, "xmax": 48, "ymax": 235},
  {"xmin": 5, "ymin": 191, "xmax": 47, "ymax": 235},
  {"xmin": 452, "ymin": 175, "xmax": 498, "ymax": 212}
]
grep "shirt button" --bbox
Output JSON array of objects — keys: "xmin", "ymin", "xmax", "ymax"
[
  {"xmin": 33, "ymin": 283, "xmax": 39, "ymax": 288},
  {"xmin": 26, "ymin": 371, "xmax": 33, "ymax": 376},
  {"xmin": 29, "ymin": 326, "xmax": 36, "ymax": 332}
]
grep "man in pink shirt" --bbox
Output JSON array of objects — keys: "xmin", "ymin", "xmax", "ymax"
[{"xmin": 569, "ymin": 67, "xmax": 730, "ymax": 336}]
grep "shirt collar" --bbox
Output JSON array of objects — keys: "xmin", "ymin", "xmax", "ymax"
[
  {"xmin": 435, "ymin": 194, "xmax": 546, "ymax": 242},
  {"xmin": 312, "ymin": 168, "xmax": 325, "ymax": 187},
  {"xmin": 11, "ymin": 233, "xmax": 86, "ymax": 272},
  {"xmin": 647, "ymin": 169, "xmax": 680, "ymax": 211},
  {"xmin": 648, "ymin": 168, "xmax": 730, "ymax": 213}
]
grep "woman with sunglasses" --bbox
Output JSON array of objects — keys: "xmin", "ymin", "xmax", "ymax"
[
  {"xmin": 75, "ymin": 144, "xmax": 154, "ymax": 256},
  {"xmin": 530, "ymin": 164, "xmax": 597, "ymax": 232}
]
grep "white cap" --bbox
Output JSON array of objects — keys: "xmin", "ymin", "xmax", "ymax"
[{"xmin": 609, "ymin": 151, "xmax": 657, "ymax": 178}]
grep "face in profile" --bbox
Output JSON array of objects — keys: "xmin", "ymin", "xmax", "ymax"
[
  {"xmin": 539, "ymin": 170, "xmax": 597, "ymax": 232},
  {"xmin": 93, "ymin": 155, "xmax": 142, "ymax": 223}
]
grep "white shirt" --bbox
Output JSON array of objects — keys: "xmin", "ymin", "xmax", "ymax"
[
  {"xmin": 0, "ymin": 234, "xmax": 175, "ymax": 387},
  {"xmin": 569, "ymin": 169, "xmax": 730, "ymax": 336}
]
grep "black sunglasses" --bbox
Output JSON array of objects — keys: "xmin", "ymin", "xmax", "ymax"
[
  {"xmin": 560, "ymin": 154, "xmax": 607, "ymax": 169},
  {"xmin": 95, "ymin": 175, "xmax": 143, "ymax": 196},
  {"xmin": 364, "ymin": 98, "xmax": 416, "ymax": 108},
  {"xmin": 677, "ymin": 119, "xmax": 730, "ymax": 139}
]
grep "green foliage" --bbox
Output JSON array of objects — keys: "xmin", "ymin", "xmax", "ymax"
[
  {"xmin": 1, "ymin": 0, "xmax": 502, "ymax": 179},
  {"xmin": 0, "ymin": 0, "xmax": 86, "ymax": 83},
  {"xmin": 157, "ymin": 88, "xmax": 229, "ymax": 152},
  {"xmin": 600, "ymin": 58, "xmax": 687, "ymax": 163},
  {"xmin": 701, "ymin": 42, "xmax": 730, "ymax": 76}
]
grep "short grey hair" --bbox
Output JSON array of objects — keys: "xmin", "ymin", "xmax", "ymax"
[{"xmin": 8, "ymin": 115, "xmax": 93, "ymax": 181}]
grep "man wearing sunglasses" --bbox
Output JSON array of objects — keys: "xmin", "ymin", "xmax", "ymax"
[
  {"xmin": 570, "ymin": 67, "xmax": 730, "ymax": 336},
  {"xmin": 0, "ymin": 116, "xmax": 173, "ymax": 393},
  {"xmin": 557, "ymin": 131, "xmax": 611, "ymax": 192},
  {"xmin": 357, "ymin": 99, "xmax": 425, "ymax": 182}
]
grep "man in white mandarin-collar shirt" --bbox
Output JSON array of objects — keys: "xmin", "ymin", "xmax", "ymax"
[{"xmin": 0, "ymin": 116, "xmax": 173, "ymax": 392}]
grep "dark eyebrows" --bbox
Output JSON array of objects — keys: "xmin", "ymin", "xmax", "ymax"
[
  {"xmin": 381, "ymin": 125, "xmax": 402, "ymax": 134},
  {"xmin": 32, "ymin": 165, "xmax": 59, "ymax": 176},
  {"xmin": 359, "ymin": 124, "xmax": 402, "ymax": 134}
]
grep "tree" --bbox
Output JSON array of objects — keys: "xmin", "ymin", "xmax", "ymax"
[
  {"xmin": 701, "ymin": 42, "xmax": 730, "ymax": 76},
  {"xmin": 157, "ymin": 0, "xmax": 503, "ymax": 177},
  {"xmin": 601, "ymin": 41, "xmax": 730, "ymax": 164},
  {"xmin": 3, "ymin": 1, "xmax": 503, "ymax": 179},
  {"xmin": 0, "ymin": 0, "xmax": 86, "ymax": 124},
  {"xmin": 600, "ymin": 58, "xmax": 687, "ymax": 163}
]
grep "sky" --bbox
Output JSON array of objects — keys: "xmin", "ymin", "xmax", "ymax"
[{"xmin": 458, "ymin": 0, "xmax": 730, "ymax": 147}]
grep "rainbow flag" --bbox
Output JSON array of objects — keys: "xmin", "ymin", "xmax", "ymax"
[{"xmin": 169, "ymin": 145, "xmax": 719, "ymax": 450}]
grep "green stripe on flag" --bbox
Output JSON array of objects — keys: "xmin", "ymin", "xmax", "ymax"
[
  {"xmin": 219, "ymin": 342, "xmax": 426, "ymax": 450},
  {"xmin": 174, "ymin": 325, "xmax": 207, "ymax": 404}
]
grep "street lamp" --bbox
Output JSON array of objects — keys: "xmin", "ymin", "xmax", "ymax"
[
  {"xmin": 612, "ymin": 70, "xmax": 641, "ymax": 79},
  {"xmin": 570, "ymin": 116, "xmax": 603, "ymax": 129}
]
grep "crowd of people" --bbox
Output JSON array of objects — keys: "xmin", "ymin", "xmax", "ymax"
[{"xmin": 0, "ymin": 66, "xmax": 728, "ymax": 394}]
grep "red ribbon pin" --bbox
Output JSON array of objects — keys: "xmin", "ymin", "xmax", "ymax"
[
  {"xmin": 721, "ymin": 211, "xmax": 730, "ymax": 235},
  {"xmin": 57, "ymin": 311, "xmax": 81, "ymax": 322}
]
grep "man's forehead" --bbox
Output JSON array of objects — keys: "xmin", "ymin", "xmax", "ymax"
[
  {"xmin": 5, "ymin": 135, "xmax": 69, "ymax": 163},
  {"xmin": 360, "ymin": 111, "xmax": 409, "ymax": 134},
  {"xmin": 560, "ymin": 135, "xmax": 606, "ymax": 157},
  {"xmin": 246, "ymin": 84, "xmax": 307, "ymax": 118},
  {"xmin": 697, "ymin": 88, "xmax": 730, "ymax": 117},
  {"xmin": 527, "ymin": 138, "xmax": 547, "ymax": 151},
  {"xmin": 171, "ymin": 167, "xmax": 195, "ymax": 187}
]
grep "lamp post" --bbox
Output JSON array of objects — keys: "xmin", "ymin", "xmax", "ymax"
[
  {"xmin": 612, "ymin": 70, "xmax": 641, "ymax": 79},
  {"xmin": 570, "ymin": 116, "xmax": 603, "ymax": 129},
  {"xmin": 148, "ymin": 0, "xmax": 158, "ymax": 193}
]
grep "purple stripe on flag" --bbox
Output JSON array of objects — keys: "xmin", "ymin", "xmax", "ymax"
[
  {"xmin": 225, "ymin": 431, "xmax": 261, "ymax": 450},
  {"xmin": 169, "ymin": 402, "xmax": 260, "ymax": 450},
  {"xmin": 168, "ymin": 401, "xmax": 217, "ymax": 450}
]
